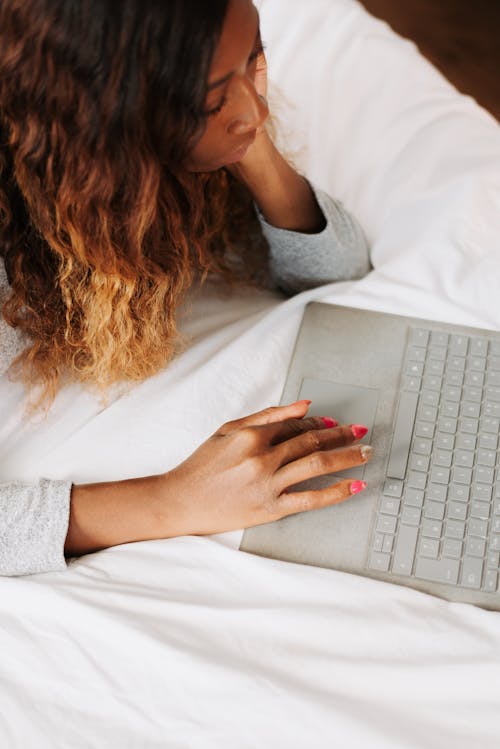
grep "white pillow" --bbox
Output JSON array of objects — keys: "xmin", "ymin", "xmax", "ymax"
[{"xmin": 257, "ymin": 0, "xmax": 500, "ymax": 324}]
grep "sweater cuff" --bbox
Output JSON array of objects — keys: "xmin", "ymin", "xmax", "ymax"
[{"xmin": 0, "ymin": 478, "xmax": 72, "ymax": 576}]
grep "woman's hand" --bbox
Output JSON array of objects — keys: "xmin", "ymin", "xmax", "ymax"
[{"xmin": 155, "ymin": 400, "xmax": 373, "ymax": 537}]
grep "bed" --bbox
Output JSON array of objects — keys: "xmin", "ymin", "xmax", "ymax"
[{"xmin": 1, "ymin": 0, "xmax": 500, "ymax": 746}]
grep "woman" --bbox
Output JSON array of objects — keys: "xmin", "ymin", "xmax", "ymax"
[{"xmin": 0, "ymin": 0, "xmax": 372, "ymax": 576}]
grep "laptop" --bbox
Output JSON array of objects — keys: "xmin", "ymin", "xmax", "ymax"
[{"xmin": 240, "ymin": 303, "xmax": 500, "ymax": 610}]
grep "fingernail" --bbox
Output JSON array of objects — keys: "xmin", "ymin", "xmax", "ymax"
[
  {"xmin": 350, "ymin": 480, "xmax": 367, "ymax": 495},
  {"xmin": 360, "ymin": 445, "xmax": 373, "ymax": 461},
  {"xmin": 293, "ymin": 399, "xmax": 312, "ymax": 406},
  {"xmin": 351, "ymin": 424, "xmax": 368, "ymax": 440},
  {"xmin": 321, "ymin": 417, "xmax": 338, "ymax": 428}
]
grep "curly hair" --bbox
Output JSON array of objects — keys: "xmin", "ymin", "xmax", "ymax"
[{"xmin": 0, "ymin": 0, "xmax": 268, "ymax": 413}]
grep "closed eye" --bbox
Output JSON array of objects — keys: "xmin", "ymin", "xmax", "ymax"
[{"xmin": 205, "ymin": 42, "xmax": 266, "ymax": 118}]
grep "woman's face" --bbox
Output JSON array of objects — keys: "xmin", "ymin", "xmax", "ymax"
[{"xmin": 185, "ymin": 0, "xmax": 269, "ymax": 172}]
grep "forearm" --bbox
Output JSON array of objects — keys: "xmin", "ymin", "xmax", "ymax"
[
  {"xmin": 65, "ymin": 474, "xmax": 167, "ymax": 557},
  {"xmin": 230, "ymin": 131, "xmax": 325, "ymax": 234}
]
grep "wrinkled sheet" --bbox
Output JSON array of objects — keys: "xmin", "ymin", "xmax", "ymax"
[{"xmin": 1, "ymin": 1, "xmax": 500, "ymax": 747}]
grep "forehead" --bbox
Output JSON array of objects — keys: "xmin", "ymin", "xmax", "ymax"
[{"xmin": 209, "ymin": 0, "xmax": 259, "ymax": 77}]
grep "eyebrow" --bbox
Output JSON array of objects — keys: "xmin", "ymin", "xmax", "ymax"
[{"xmin": 207, "ymin": 27, "xmax": 261, "ymax": 92}]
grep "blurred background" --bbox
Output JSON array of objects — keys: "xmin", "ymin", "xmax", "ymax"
[{"xmin": 359, "ymin": 0, "xmax": 500, "ymax": 121}]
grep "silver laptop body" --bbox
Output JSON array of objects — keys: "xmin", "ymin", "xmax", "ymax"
[{"xmin": 240, "ymin": 303, "xmax": 500, "ymax": 610}]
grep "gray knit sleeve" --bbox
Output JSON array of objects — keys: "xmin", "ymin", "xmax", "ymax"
[
  {"xmin": 258, "ymin": 184, "xmax": 371, "ymax": 294},
  {"xmin": 0, "ymin": 478, "xmax": 72, "ymax": 576}
]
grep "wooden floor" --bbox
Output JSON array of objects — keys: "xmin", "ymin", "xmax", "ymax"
[{"xmin": 358, "ymin": 0, "xmax": 500, "ymax": 121}]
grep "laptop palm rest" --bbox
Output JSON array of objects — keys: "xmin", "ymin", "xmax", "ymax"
[{"xmin": 239, "ymin": 378, "xmax": 381, "ymax": 572}]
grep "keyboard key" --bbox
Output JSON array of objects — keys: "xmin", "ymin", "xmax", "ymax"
[
  {"xmin": 401, "ymin": 375, "xmax": 421, "ymax": 392},
  {"xmin": 445, "ymin": 371, "xmax": 464, "ymax": 387},
  {"xmin": 417, "ymin": 404, "xmax": 438, "ymax": 422},
  {"xmin": 442, "ymin": 386, "xmax": 461, "ymax": 402},
  {"xmin": 490, "ymin": 342, "xmax": 500, "ymax": 356},
  {"xmin": 451, "ymin": 467, "xmax": 472, "ymax": 485},
  {"xmin": 431, "ymin": 332, "xmax": 449, "ymax": 347},
  {"xmin": 376, "ymin": 515, "xmax": 397, "ymax": 534},
  {"xmin": 490, "ymin": 535, "xmax": 500, "ymax": 552},
  {"xmin": 426, "ymin": 483, "xmax": 447, "ymax": 502},
  {"xmin": 461, "ymin": 402, "xmax": 480, "ymax": 419},
  {"xmin": 415, "ymin": 421, "xmax": 435, "ymax": 439},
  {"xmin": 424, "ymin": 502, "xmax": 445, "ymax": 521},
  {"xmin": 479, "ymin": 433, "xmax": 497, "ymax": 450},
  {"xmin": 447, "ymin": 357, "xmax": 465, "ymax": 373},
  {"xmin": 373, "ymin": 533, "xmax": 384, "ymax": 552},
  {"xmin": 431, "ymin": 467, "xmax": 450, "ymax": 484},
  {"xmin": 450, "ymin": 335, "xmax": 468, "ymax": 357},
  {"xmin": 413, "ymin": 437, "xmax": 432, "ymax": 455},
  {"xmin": 410, "ymin": 328, "xmax": 429, "ymax": 347},
  {"xmin": 438, "ymin": 417, "xmax": 457, "ymax": 434},
  {"xmin": 493, "ymin": 499, "xmax": 500, "ymax": 513},
  {"xmin": 484, "ymin": 401, "xmax": 500, "ymax": 418},
  {"xmin": 423, "ymin": 375, "xmax": 442, "ymax": 392},
  {"xmin": 420, "ymin": 539, "xmax": 439, "ymax": 558},
  {"xmin": 448, "ymin": 502, "xmax": 467, "ymax": 521},
  {"xmin": 470, "ymin": 501, "xmax": 490, "ymax": 520},
  {"xmin": 448, "ymin": 484, "xmax": 469, "ymax": 503},
  {"xmin": 485, "ymin": 387, "xmax": 500, "ymax": 403},
  {"xmin": 392, "ymin": 524, "xmax": 418, "ymax": 575},
  {"xmin": 421, "ymin": 390, "xmax": 439, "ymax": 407},
  {"xmin": 406, "ymin": 361, "xmax": 424, "ymax": 376},
  {"xmin": 453, "ymin": 450, "xmax": 474, "ymax": 468},
  {"xmin": 369, "ymin": 551, "xmax": 391, "ymax": 572},
  {"xmin": 422, "ymin": 519, "xmax": 442, "ymax": 539},
  {"xmin": 380, "ymin": 497, "xmax": 401, "ymax": 515},
  {"xmin": 415, "ymin": 556, "xmax": 459, "ymax": 585},
  {"xmin": 465, "ymin": 538, "xmax": 486, "ymax": 557},
  {"xmin": 408, "ymin": 471, "xmax": 427, "ymax": 490},
  {"xmin": 456, "ymin": 433, "xmax": 476, "ymax": 451},
  {"xmin": 486, "ymin": 371, "xmax": 500, "ymax": 387},
  {"xmin": 401, "ymin": 506, "xmax": 421, "ymax": 526},
  {"xmin": 477, "ymin": 449, "xmax": 496, "ymax": 467},
  {"xmin": 383, "ymin": 480, "xmax": 404, "ymax": 498},
  {"xmin": 474, "ymin": 465, "xmax": 494, "ymax": 484},
  {"xmin": 460, "ymin": 557, "xmax": 483, "ymax": 589},
  {"xmin": 404, "ymin": 488, "xmax": 425, "ymax": 508},
  {"xmin": 382, "ymin": 536, "xmax": 394, "ymax": 554},
  {"xmin": 445, "ymin": 520, "xmax": 465, "ymax": 540},
  {"xmin": 468, "ymin": 519, "xmax": 488, "ymax": 538},
  {"xmin": 426, "ymin": 360, "xmax": 445, "ymax": 377},
  {"xmin": 470, "ymin": 338, "xmax": 488, "ymax": 357},
  {"xmin": 484, "ymin": 570, "xmax": 498, "ymax": 593},
  {"xmin": 429, "ymin": 346, "xmax": 447, "ymax": 361},
  {"xmin": 442, "ymin": 539, "xmax": 462, "ymax": 559},
  {"xmin": 489, "ymin": 355, "xmax": 500, "ymax": 371},
  {"xmin": 410, "ymin": 454, "xmax": 430, "ymax": 472},
  {"xmin": 493, "ymin": 518, "xmax": 500, "ymax": 533},
  {"xmin": 462, "ymin": 386, "xmax": 481, "ymax": 403},
  {"xmin": 468, "ymin": 357, "xmax": 486, "ymax": 372},
  {"xmin": 480, "ymin": 417, "xmax": 500, "ymax": 434},
  {"xmin": 435, "ymin": 432, "xmax": 455, "ymax": 451},
  {"xmin": 459, "ymin": 418, "xmax": 479, "ymax": 434},
  {"xmin": 471, "ymin": 483, "xmax": 492, "ymax": 502},
  {"xmin": 465, "ymin": 371, "xmax": 484, "ymax": 387},
  {"xmin": 408, "ymin": 346, "xmax": 426, "ymax": 362},
  {"xmin": 487, "ymin": 551, "xmax": 500, "ymax": 569},
  {"xmin": 441, "ymin": 402, "xmax": 459, "ymax": 418}
]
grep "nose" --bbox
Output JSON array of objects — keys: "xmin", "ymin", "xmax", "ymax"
[{"xmin": 227, "ymin": 77, "xmax": 269, "ymax": 136}]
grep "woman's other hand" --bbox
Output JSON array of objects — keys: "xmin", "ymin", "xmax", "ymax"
[{"xmin": 155, "ymin": 400, "xmax": 373, "ymax": 537}]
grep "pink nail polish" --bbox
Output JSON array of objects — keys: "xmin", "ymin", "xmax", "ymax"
[
  {"xmin": 321, "ymin": 417, "xmax": 338, "ymax": 428},
  {"xmin": 350, "ymin": 480, "xmax": 367, "ymax": 495},
  {"xmin": 351, "ymin": 424, "xmax": 368, "ymax": 440}
]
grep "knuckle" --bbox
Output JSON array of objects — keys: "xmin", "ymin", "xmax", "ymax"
[
  {"xmin": 303, "ymin": 429, "xmax": 321, "ymax": 453},
  {"xmin": 237, "ymin": 426, "xmax": 262, "ymax": 450},
  {"xmin": 308, "ymin": 451, "xmax": 327, "ymax": 474}
]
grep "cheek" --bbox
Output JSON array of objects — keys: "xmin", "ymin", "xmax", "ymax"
[{"xmin": 186, "ymin": 122, "xmax": 228, "ymax": 171}]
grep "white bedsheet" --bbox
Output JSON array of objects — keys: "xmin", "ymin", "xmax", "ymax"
[{"xmin": 1, "ymin": 1, "xmax": 500, "ymax": 746}]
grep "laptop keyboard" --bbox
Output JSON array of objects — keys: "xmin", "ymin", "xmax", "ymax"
[{"xmin": 368, "ymin": 327, "xmax": 500, "ymax": 593}]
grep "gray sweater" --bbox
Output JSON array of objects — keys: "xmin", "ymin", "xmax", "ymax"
[{"xmin": 0, "ymin": 186, "xmax": 370, "ymax": 575}]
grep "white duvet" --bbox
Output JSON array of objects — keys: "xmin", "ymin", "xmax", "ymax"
[{"xmin": 1, "ymin": 1, "xmax": 500, "ymax": 747}]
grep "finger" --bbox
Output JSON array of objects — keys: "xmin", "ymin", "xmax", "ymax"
[
  {"xmin": 271, "ymin": 423, "xmax": 360, "ymax": 466},
  {"xmin": 274, "ymin": 444, "xmax": 373, "ymax": 494},
  {"xmin": 216, "ymin": 400, "xmax": 312, "ymax": 435},
  {"xmin": 276, "ymin": 478, "xmax": 367, "ymax": 519}
]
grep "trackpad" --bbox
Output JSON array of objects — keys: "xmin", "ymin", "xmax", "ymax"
[{"xmin": 296, "ymin": 378, "xmax": 379, "ymax": 480}]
